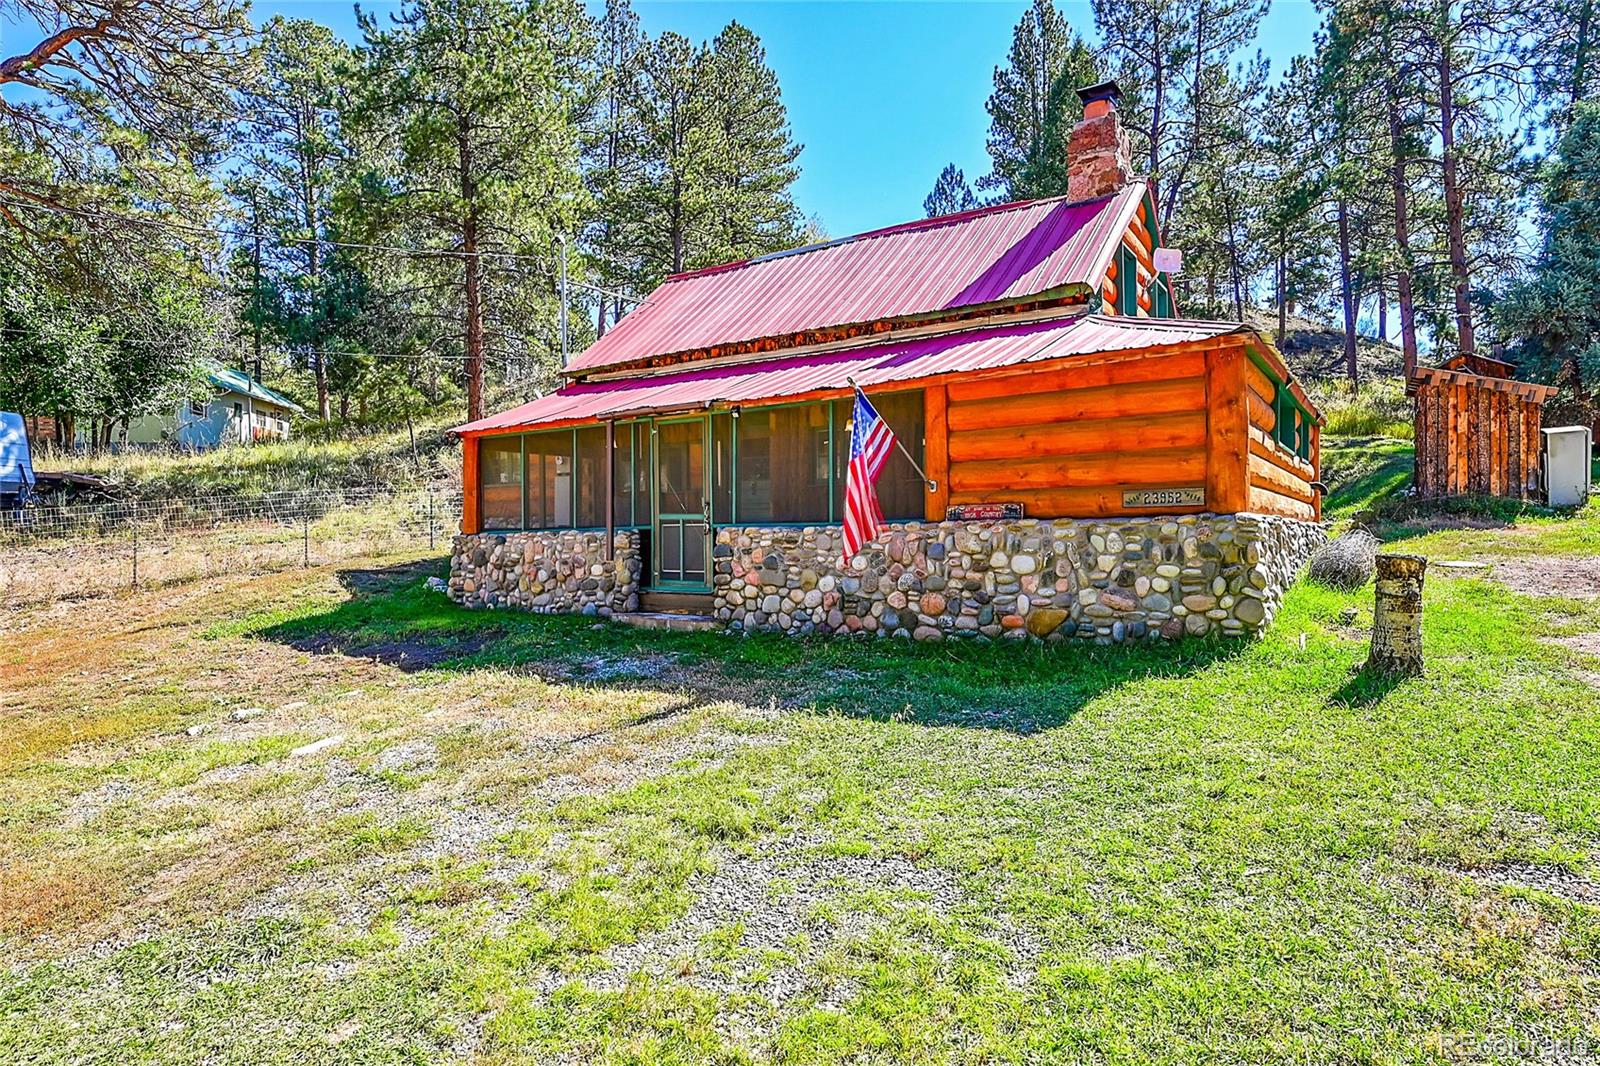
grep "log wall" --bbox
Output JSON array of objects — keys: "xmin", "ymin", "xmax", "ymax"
[
  {"xmin": 1412, "ymin": 368, "xmax": 1552, "ymax": 500},
  {"xmin": 1244, "ymin": 358, "xmax": 1319, "ymax": 521},
  {"xmin": 940, "ymin": 341, "xmax": 1318, "ymax": 520}
]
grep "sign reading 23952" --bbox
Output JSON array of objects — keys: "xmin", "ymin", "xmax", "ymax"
[{"xmin": 1122, "ymin": 487, "xmax": 1205, "ymax": 508}]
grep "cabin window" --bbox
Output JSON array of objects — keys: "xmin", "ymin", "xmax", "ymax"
[
  {"xmin": 525, "ymin": 431, "xmax": 574, "ymax": 529},
  {"xmin": 188, "ymin": 399, "xmax": 206, "ymax": 417},
  {"xmin": 480, "ymin": 436, "xmax": 524, "ymax": 530},
  {"xmin": 1117, "ymin": 246, "xmax": 1141, "ymax": 316},
  {"xmin": 1152, "ymin": 272, "xmax": 1172, "ymax": 318},
  {"xmin": 1272, "ymin": 383, "xmax": 1313, "ymax": 461},
  {"xmin": 609, "ymin": 421, "xmax": 651, "ymax": 527}
]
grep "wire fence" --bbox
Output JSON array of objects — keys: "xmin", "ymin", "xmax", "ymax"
[{"xmin": 0, "ymin": 486, "xmax": 460, "ymax": 607}]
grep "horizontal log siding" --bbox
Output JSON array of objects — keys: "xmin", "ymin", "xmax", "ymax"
[
  {"xmin": 1243, "ymin": 354, "xmax": 1320, "ymax": 519},
  {"xmin": 945, "ymin": 349, "xmax": 1214, "ymax": 518},
  {"xmin": 1413, "ymin": 375, "xmax": 1545, "ymax": 500}
]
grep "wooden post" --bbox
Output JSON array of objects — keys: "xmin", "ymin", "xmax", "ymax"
[
  {"xmin": 460, "ymin": 434, "xmax": 480, "ymax": 535},
  {"xmin": 923, "ymin": 384, "xmax": 950, "ymax": 522},
  {"xmin": 1204, "ymin": 345, "xmax": 1250, "ymax": 514},
  {"xmin": 605, "ymin": 419, "xmax": 616, "ymax": 561},
  {"xmin": 1367, "ymin": 553, "xmax": 1426, "ymax": 676}
]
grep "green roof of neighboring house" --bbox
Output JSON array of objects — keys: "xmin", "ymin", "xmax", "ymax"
[{"xmin": 207, "ymin": 366, "xmax": 306, "ymax": 414}]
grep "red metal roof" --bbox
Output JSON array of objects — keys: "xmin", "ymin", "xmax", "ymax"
[
  {"xmin": 568, "ymin": 184, "xmax": 1150, "ymax": 375},
  {"xmin": 456, "ymin": 314, "xmax": 1242, "ymax": 435}
]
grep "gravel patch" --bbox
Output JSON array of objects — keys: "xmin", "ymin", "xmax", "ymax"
[
  {"xmin": 1458, "ymin": 860, "xmax": 1600, "ymax": 904},
  {"xmin": 1490, "ymin": 557, "xmax": 1600, "ymax": 600},
  {"xmin": 559, "ymin": 832, "xmax": 1038, "ymax": 1045}
]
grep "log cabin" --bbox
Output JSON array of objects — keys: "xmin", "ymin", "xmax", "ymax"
[{"xmin": 448, "ymin": 82, "xmax": 1327, "ymax": 643}]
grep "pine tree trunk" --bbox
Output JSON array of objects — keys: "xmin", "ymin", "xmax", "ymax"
[
  {"xmin": 1575, "ymin": 0, "xmax": 1593, "ymax": 111},
  {"xmin": 1367, "ymin": 553, "xmax": 1426, "ymax": 676},
  {"xmin": 1386, "ymin": 85, "xmax": 1420, "ymax": 379},
  {"xmin": 301, "ymin": 101, "xmax": 330, "ymax": 421},
  {"xmin": 1438, "ymin": 39, "xmax": 1475, "ymax": 357},
  {"xmin": 1337, "ymin": 198, "xmax": 1359, "ymax": 384}
]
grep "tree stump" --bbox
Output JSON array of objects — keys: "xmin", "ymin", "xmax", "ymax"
[{"xmin": 1366, "ymin": 553, "xmax": 1426, "ymax": 676}]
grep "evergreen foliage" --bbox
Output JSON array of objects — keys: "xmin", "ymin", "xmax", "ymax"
[
  {"xmin": 923, "ymin": 164, "xmax": 980, "ymax": 218},
  {"xmin": 1498, "ymin": 103, "xmax": 1600, "ymax": 424}
]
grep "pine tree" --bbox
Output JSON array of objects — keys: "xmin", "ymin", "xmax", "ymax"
[
  {"xmin": 703, "ymin": 22, "xmax": 803, "ymax": 264},
  {"xmin": 624, "ymin": 22, "xmax": 803, "ymax": 287},
  {"xmin": 1496, "ymin": 101, "xmax": 1600, "ymax": 423},
  {"xmin": 584, "ymin": 0, "xmax": 649, "ymax": 336},
  {"xmin": 233, "ymin": 16, "xmax": 356, "ymax": 419},
  {"xmin": 924, "ymin": 164, "xmax": 979, "ymax": 217},
  {"xmin": 983, "ymin": 0, "xmax": 1102, "ymax": 201},
  {"xmin": 347, "ymin": 0, "xmax": 590, "ymax": 421}
]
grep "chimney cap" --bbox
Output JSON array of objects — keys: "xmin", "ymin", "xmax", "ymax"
[{"xmin": 1075, "ymin": 79, "xmax": 1122, "ymax": 108}]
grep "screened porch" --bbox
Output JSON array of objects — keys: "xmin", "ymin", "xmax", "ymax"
[{"xmin": 474, "ymin": 390, "xmax": 926, "ymax": 591}]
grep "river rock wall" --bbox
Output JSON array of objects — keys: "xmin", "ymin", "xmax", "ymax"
[
  {"xmin": 449, "ymin": 530, "xmax": 639, "ymax": 615},
  {"xmin": 446, "ymin": 515, "xmax": 1324, "ymax": 643},
  {"xmin": 712, "ymin": 514, "xmax": 1325, "ymax": 643}
]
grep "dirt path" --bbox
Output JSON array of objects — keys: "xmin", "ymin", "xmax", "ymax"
[{"xmin": 1486, "ymin": 556, "xmax": 1600, "ymax": 600}]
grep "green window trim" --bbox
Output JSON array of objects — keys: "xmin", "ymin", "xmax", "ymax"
[
  {"xmin": 1246, "ymin": 349, "xmax": 1315, "ymax": 463},
  {"xmin": 1152, "ymin": 271, "xmax": 1173, "ymax": 318},
  {"xmin": 1117, "ymin": 245, "xmax": 1140, "ymax": 316}
]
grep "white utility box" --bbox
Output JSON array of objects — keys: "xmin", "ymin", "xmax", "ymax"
[{"xmin": 1542, "ymin": 426, "xmax": 1593, "ymax": 507}]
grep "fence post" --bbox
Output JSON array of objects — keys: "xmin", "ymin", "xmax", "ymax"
[
  {"xmin": 427, "ymin": 488, "xmax": 436, "ymax": 551},
  {"xmin": 302, "ymin": 509, "xmax": 310, "ymax": 568},
  {"xmin": 131, "ymin": 499, "xmax": 139, "ymax": 589}
]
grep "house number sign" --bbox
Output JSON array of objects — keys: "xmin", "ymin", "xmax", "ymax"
[{"xmin": 1122, "ymin": 487, "xmax": 1205, "ymax": 508}]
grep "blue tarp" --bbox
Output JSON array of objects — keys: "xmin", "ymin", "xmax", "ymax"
[{"xmin": 0, "ymin": 412, "xmax": 36, "ymax": 498}]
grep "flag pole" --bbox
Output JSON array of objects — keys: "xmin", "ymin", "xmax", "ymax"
[{"xmin": 846, "ymin": 377, "xmax": 937, "ymax": 492}]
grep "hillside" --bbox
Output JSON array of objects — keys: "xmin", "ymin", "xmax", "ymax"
[{"xmin": 32, "ymin": 422, "xmax": 463, "ymax": 502}]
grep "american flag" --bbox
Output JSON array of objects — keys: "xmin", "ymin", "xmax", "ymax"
[{"xmin": 841, "ymin": 388, "xmax": 896, "ymax": 563}]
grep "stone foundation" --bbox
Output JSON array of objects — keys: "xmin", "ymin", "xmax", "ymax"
[
  {"xmin": 449, "ymin": 530, "xmax": 640, "ymax": 615},
  {"xmin": 446, "ymin": 514, "xmax": 1325, "ymax": 643},
  {"xmin": 713, "ymin": 514, "xmax": 1325, "ymax": 643}
]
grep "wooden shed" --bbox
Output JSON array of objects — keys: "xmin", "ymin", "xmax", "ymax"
[{"xmin": 1411, "ymin": 356, "xmax": 1558, "ymax": 500}]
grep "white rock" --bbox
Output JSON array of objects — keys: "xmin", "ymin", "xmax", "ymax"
[{"xmin": 291, "ymin": 735, "xmax": 345, "ymax": 758}]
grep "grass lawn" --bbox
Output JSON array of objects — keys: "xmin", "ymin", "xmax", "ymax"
[{"xmin": 3, "ymin": 475, "xmax": 1599, "ymax": 1062}]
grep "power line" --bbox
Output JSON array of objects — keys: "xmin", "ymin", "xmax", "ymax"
[
  {"xmin": 2, "ymin": 193, "xmax": 645, "ymax": 307},
  {"xmin": 0, "ymin": 324, "xmax": 538, "ymax": 363},
  {"xmin": 0, "ymin": 194, "xmax": 545, "ymax": 264}
]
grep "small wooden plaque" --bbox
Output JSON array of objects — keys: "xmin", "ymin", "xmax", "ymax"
[
  {"xmin": 945, "ymin": 502, "xmax": 1024, "ymax": 521},
  {"xmin": 1122, "ymin": 487, "xmax": 1205, "ymax": 509}
]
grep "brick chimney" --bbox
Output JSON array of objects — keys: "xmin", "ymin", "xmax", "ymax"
[{"xmin": 1067, "ymin": 80, "xmax": 1133, "ymax": 203}]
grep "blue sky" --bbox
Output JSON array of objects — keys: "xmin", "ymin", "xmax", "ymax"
[{"xmin": 254, "ymin": 1, "xmax": 1327, "ymax": 238}]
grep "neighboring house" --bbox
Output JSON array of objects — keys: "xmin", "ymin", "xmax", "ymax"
[
  {"xmin": 447, "ymin": 83, "xmax": 1327, "ymax": 643},
  {"xmin": 1, "ymin": 411, "xmax": 36, "ymax": 507},
  {"xmin": 126, "ymin": 367, "xmax": 304, "ymax": 450}
]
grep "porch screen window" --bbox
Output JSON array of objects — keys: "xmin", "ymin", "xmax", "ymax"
[
  {"xmin": 480, "ymin": 436, "xmax": 523, "ymax": 531},
  {"xmin": 525, "ymin": 431, "xmax": 573, "ymax": 529},
  {"xmin": 611, "ymin": 422, "xmax": 651, "ymax": 527},
  {"xmin": 831, "ymin": 391, "xmax": 924, "ymax": 521},
  {"xmin": 736, "ymin": 403, "xmax": 830, "ymax": 522},
  {"xmin": 574, "ymin": 426, "xmax": 607, "ymax": 528}
]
